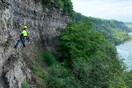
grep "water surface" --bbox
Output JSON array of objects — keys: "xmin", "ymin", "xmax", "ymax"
[{"xmin": 116, "ymin": 33, "xmax": 132, "ymax": 70}]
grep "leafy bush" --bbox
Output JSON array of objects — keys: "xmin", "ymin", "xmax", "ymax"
[
  {"xmin": 32, "ymin": 61, "xmax": 46, "ymax": 88},
  {"xmin": 42, "ymin": 0, "xmax": 51, "ymax": 6},
  {"xmin": 57, "ymin": 18, "xmax": 128, "ymax": 88},
  {"xmin": 32, "ymin": 61, "xmax": 45, "ymax": 78},
  {"xmin": 124, "ymin": 70, "xmax": 132, "ymax": 88},
  {"xmin": 62, "ymin": 0, "xmax": 73, "ymax": 16},
  {"xmin": 22, "ymin": 80, "xmax": 29, "ymax": 88},
  {"xmin": 41, "ymin": 52, "xmax": 57, "ymax": 66},
  {"xmin": 45, "ymin": 64, "xmax": 81, "ymax": 88},
  {"xmin": 58, "ymin": 18, "xmax": 107, "ymax": 63},
  {"xmin": 55, "ymin": 0, "xmax": 64, "ymax": 9}
]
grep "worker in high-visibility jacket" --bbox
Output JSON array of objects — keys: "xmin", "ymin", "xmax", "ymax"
[{"xmin": 14, "ymin": 26, "xmax": 29, "ymax": 48}]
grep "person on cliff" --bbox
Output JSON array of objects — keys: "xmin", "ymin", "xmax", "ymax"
[{"xmin": 14, "ymin": 26, "xmax": 29, "ymax": 48}]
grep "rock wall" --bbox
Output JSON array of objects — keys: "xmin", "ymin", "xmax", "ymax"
[{"xmin": 0, "ymin": 0, "xmax": 69, "ymax": 87}]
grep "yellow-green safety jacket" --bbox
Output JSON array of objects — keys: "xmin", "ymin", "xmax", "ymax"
[{"xmin": 21, "ymin": 30, "xmax": 28, "ymax": 36}]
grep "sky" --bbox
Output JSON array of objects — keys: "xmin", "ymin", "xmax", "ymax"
[{"xmin": 71, "ymin": 0, "xmax": 132, "ymax": 22}]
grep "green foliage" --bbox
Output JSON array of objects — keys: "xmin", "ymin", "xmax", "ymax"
[
  {"xmin": 72, "ymin": 12, "xmax": 87, "ymax": 23},
  {"xmin": 88, "ymin": 17, "xmax": 131, "ymax": 45},
  {"xmin": 41, "ymin": 52, "xmax": 57, "ymax": 66},
  {"xmin": 22, "ymin": 80, "xmax": 29, "ymax": 88},
  {"xmin": 32, "ymin": 61, "xmax": 45, "ymax": 79},
  {"xmin": 62, "ymin": 0, "xmax": 73, "ymax": 16},
  {"xmin": 72, "ymin": 57, "xmax": 126, "ymax": 88},
  {"xmin": 32, "ymin": 54, "xmax": 81, "ymax": 88},
  {"xmin": 57, "ymin": 18, "xmax": 129, "ymax": 88},
  {"xmin": 55, "ymin": 0, "xmax": 64, "ymax": 9},
  {"xmin": 72, "ymin": 12, "xmax": 131, "ymax": 45},
  {"xmin": 31, "ymin": 17, "xmax": 132, "ymax": 88},
  {"xmin": 32, "ymin": 13, "xmax": 132, "ymax": 88},
  {"xmin": 42, "ymin": 0, "xmax": 73, "ymax": 16},
  {"xmin": 58, "ymin": 18, "xmax": 108, "ymax": 62},
  {"xmin": 124, "ymin": 70, "xmax": 132, "ymax": 88},
  {"xmin": 31, "ymin": 52, "xmax": 58, "ymax": 88},
  {"xmin": 42, "ymin": 0, "xmax": 51, "ymax": 6},
  {"xmin": 45, "ymin": 64, "xmax": 81, "ymax": 88},
  {"xmin": 32, "ymin": 60, "xmax": 46, "ymax": 87}
]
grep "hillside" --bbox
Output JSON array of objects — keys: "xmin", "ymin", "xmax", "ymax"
[
  {"xmin": 88, "ymin": 17, "xmax": 131, "ymax": 44},
  {"xmin": 72, "ymin": 12, "xmax": 131, "ymax": 45}
]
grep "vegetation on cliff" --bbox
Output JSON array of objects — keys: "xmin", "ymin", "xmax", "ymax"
[
  {"xmin": 30, "ymin": 1, "xmax": 132, "ymax": 88},
  {"xmin": 42, "ymin": 0, "xmax": 73, "ymax": 16},
  {"xmin": 32, "ymin": 18, "xmax": 132, "ymax": 88}
]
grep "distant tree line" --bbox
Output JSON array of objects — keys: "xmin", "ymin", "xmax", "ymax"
[{"xmin": 72, "ymin": 12, "xmax": 132, "ymax": 45}]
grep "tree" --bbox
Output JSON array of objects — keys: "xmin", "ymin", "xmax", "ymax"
[{"xmin": 58, "ymin": 18, "xmax": 127, "ymax": 88}]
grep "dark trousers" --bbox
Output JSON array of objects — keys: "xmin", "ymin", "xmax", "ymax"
[{"xmin": 14, "ymin": 38, "xmax": 26, "ymax": 48}]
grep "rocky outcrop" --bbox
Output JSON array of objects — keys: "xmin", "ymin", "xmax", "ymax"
[
  {"xmin": 3, "ymin": 55, "xmax": 27, "ymax": 88},
  {"xmin": 0, "ymin": 0, "xmax": 69, "ymax": 87}
]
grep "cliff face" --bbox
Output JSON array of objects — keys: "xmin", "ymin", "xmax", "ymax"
[{"xmin": 0, "ymin": 0, "xmax": 69, "ymax": 87}]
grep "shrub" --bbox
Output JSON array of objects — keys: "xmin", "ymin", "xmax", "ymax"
[
  {"xmin": 45, "ymin": 64, "xmax": 81, "ymax": 88},
  {"xmin": 41, "ymin": 52, "xmax": 57, "ymax": 66},
  {"xmin": 32, "ymin": 61, "xmax": 46, "ymax": 87},
  {"xmin": 32, "ymin": 61, "xmax": 45, "ymax": 78},
  {"xmin": 42, "ymin": 0, "xmax": 51, "ymax": 6},
  {"xmin": 22, "ymin": 80, "xmax": 29, "ymax": 88}
]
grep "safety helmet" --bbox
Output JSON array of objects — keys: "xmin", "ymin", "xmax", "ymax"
[{"xmin": 24, "ymin": 26, "xmax": 27, "ymax": 29}]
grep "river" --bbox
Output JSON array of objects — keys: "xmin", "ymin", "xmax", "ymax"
[{"xmin": 116, "ymin": 33, "xmax": 132, "ymax": 70}]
